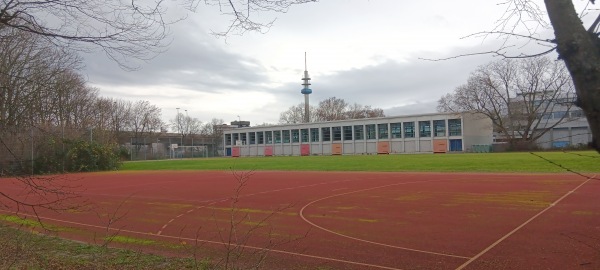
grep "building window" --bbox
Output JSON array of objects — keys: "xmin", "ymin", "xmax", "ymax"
[
  {"xmin": 225, "ymin": 134, "xmax": 232, "ymax": 145},
  {"xmin": 390, "ymin": 123, "xmax": 401, "ymax": 138},
  {"xmin": 274, "ymin": 131, "xmax": 281, "ymax": 143},
  {"xmin": 570, "ymin": 110, "xmax": 584, "ymax": 118},
  {"xmin": 553, "ymin": 111, "xmax": 567, "ymax": 119},
  {"xmin": 291, "ymin": 129, "xmax": 300, "ymax": 143},
  {"xmin": 232, "ymin": 133, "xmax": 239, "ymax": 144},
  {"xmin": 283, "ymin": 130, "xmax": 291, "ymax": 143},
  {"xmin": 240, "ymin": 133, "xmax": 247, "ymax": 144},
  {"xmin": 249, "ymin": 132, "xmax": 256, "ymax": 144},
  {"xmin": 433, "ymin": 120, "xmax": 446, "ymax": 137},
  {"xmin": 403, "ymin": 122, "xmax": 415, "ymax": 138},
  {"xmin": 322, "ymin": 127, "xmax": 331, "ymax": 141},
  {"xmin": 257, "ymin": 132, "xmax": 264, "ymax": 144},
  {"xmin": 378, "ymin": 123, "xmax": 389, "ymax": 139},
  {"xmin": 419, "ymin": 121, "xmax": 431, "ymax": 137},
  {"xmin": 310, "ymin": 128, "xmax": 319, "ymax": 142},
  {"xmin": 354, "ymin": 125, "xmax": 364, "ymax": 140},
  {"xmin": 343, "ymin": 126, "xmax": 353, "ymax": 140},
  {"xmin": 366, "ymin": 124, "xmax": 376, "ymax": 139},
  {"xmin": 332, "ymin": 126, "xmax": 342, "ymax": 141},
  {"xmin": 265, "ymin": 131, "xmax": 273, "ymax": 144},
  {"xmin": 538, "ymin": 113, "xmax": 552, "ymax": 120},
  {"xmin": 301, "ymin": 129, "xmax": 309, "ymax": 143},
  {"xmin": 448, "ymin": 119, "xmax": 462, "ymax": 136}
]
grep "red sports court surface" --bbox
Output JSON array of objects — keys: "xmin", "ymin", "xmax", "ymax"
[{"xmin": 1, "ymin": 171, "xmax": 599, "ymax": 269}]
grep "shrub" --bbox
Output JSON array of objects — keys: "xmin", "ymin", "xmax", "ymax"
[{"xmin": 65, "ymin": 140, "xmax": 121, "ymax": 172}]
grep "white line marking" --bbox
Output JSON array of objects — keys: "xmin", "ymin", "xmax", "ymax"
[
  {"xmin": 0, "ymin": 210, "xmax": 403, "ymax": 270},
  {"xmin": 300, "ymin": 179, "xmax": 471, "ymax": 260},
  {"xmin": 455, "ymin": 175, "xmax": 595, "ymax": 270},
  {"xmin": 156, "ymin": 178, "xmax": 358, "ymax": 234}
]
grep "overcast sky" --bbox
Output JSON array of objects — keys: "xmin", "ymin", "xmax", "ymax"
[{"xmin": 82, "ymin": 0, "xmax": 593, "ymax": 127}]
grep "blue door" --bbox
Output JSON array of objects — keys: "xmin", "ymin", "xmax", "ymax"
[
  {"xmin": 449, "ymin": 139, "xmax": 463, "ymax": 152},
  {"xmin": 225, "ymin": 147, "xmax": 232, "ymax": 156}
]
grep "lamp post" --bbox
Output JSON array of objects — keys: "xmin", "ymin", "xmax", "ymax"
[
  {"xmin": 176, "ymin": 108, "xmax": 180, "ymax": 158},
  {"xmin": 186, "ymin": 109, "xmax": 193, "ymax": 157},
  {"xmin": 176, "ymin": 107, "xmax": 180, "ymax": 131}
]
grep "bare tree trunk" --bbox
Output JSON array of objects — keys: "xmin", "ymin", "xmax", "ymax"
[{"xmin": 545, "ymin": 0, "xmax": 600, "ymax": 152}]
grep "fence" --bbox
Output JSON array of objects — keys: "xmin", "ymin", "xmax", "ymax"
[
  {"xmin": 0, "ymin": 125, "xmax": 106, "ymax": 175},
  {"xmin": 472, "ymin": 144, "xmax": 492, "ymax": 153},
  {"xmin": 127, "ymin": 140, "xmax": 222, "ymax": 161},
  {"xmin": 0, "ymin": 126, "xmax": 223, "ymax": 175}
]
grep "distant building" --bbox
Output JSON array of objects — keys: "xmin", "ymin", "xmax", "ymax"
[
  {"xmin": 230, "ymin": 120, "xmax": 251, "ymax": 128},
  {"xmin": 493, "ymin": 93, "xmax": 591, "ymax": 149},
  {"xmin": 532, "ymin": 107, "xmax": 590, "ymax": 149},
  {"xmin": 222, "ymin": 112, "xmax": 493, "ymax": 157}
]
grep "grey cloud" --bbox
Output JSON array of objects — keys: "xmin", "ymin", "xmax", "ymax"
[
  {"xmin": 84, "ymin": 20, "xmax": 269, "ymax": 93},
  {"xmin": 264, "ymin": 48, "xmax": 496, "ymax": 119}
]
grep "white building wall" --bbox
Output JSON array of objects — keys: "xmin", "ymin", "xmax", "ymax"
[
  {"xmin": 223, "ymin": 112, "xmax": 493, "ymax": 156},
  {"xmin": 529, "ymin": 108, "xmax": 591, "ymax": 149},
  {"xmin": 462, "ymin": 112, "xmax": 494, "ymax": 151}
]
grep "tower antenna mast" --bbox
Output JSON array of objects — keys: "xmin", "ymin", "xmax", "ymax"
[{"xmin": 300, "ymin": 52, "xmax": 313, "ymax": 123}]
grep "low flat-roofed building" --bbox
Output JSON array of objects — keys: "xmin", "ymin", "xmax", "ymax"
[{"xmin": 222, "ymin": 112, "xmax": 493, "ymax": 157}]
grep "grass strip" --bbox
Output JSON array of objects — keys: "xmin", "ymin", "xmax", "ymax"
[
  {"xmin": 0, "ymin": 224, "xmax": 210, "ymax": 269},
  {"xmin": 121, "ymin": 151, "xmax": 600, "ymax": 173}
]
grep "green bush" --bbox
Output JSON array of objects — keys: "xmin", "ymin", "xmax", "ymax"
[
  {"xmin": 33, "ymin": 137, "xmax": 65, "ymax": 174},
  {"xmin": 65, "ymin": 140, "xmax": 121, "ymax": 172},
  {"xmin": 29, "ymin": 139, "xmax": 121, "ymax": 175}
]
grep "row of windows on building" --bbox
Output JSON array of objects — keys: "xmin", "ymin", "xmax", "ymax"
[
  {"xmin": 538, "ymin": 109, "xmax": 585, "ymax": 120},
  {"xmin": 225, "ymin": 119, "xmax": 463, "ymax": 145}
]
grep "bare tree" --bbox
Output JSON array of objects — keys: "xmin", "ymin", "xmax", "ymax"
[
  {"xmin": 346, "ymin": 103, "xmax": 385, "ymax": 119},
  {"xmin": 425, "ymin": 0, "xmax": 600, "ymax": 152},
  {"xmin": 193, "ymin": 0, "xmax": 318, "ymax": 36},
  {"xmin": 0, "ymin": 28, "xmax": 85, "ymax": 213},
  {"xmin": 200, "ymin": 118, "xmax": 225, "ymax": 137},
  {"xmin": 315, "ymin": 97, "xmax": 348, "ymax": 121},
  {"xmin": 201, "ymin": 118, "xmax": 225, "ymax": 156},
  {"xmin": 438, "ymin": 57, "xmax": 575, "ymax": 148},
  {"xmin": 0, "ymin": 0, "xmax": 318, "ymax": 68},
  {"xmin": 170, "ymin": 112, "xmax": 186, "ymax": 140},
  {"xmin": 278, "ymin": 103, "xmax": 316, "ymax": 124},
  {"xmin": 0, "ymin": 27, "xmax": 82, "ymax": 129},
  {"xmin": 170, "ymin": 112, "xmax": 202, "ymax": 141},
  {"xmin": 108, "ymin": 99, "xmax": 131, "ymax": 141},
  {"xmin": 280, "ymin": 97, "xmax": 385, "ymax": 123},
  {"xmin": 0, "ymin": 1, "xmax": 174, "ymax": 69},
  {"xmin": 127, "ymin": 100, "xmax": 163, "ymax": 149}
]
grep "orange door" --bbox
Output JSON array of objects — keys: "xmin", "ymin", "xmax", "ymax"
[
  {"xmin": 433, "ymin": 140, "xmax": 447, "ymax": 153},
  {"xmin": 331, "ymin": 143, "xmax": 342, "ymax": 155},
  {"xmin": 377, "ymin": 141, "xmax": 390, "ymax": 154}
]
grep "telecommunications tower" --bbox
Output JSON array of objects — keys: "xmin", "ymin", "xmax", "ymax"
[{"xmin": 300, "ymin": 52, "xmax": 312, "ymax": 123}]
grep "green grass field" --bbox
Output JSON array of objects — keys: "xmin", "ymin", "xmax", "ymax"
[{"xmin": 121, "ymin": 151, "xmax": 600, "ymax": 173}]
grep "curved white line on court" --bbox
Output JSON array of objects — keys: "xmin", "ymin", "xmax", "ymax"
[
  {"xmin": 0, "ymin": 210, "xmax": 403, "ymax": 270},
  {"xmin": 455, "ymin": 175, "xmax": 596, "ymax": 270},
  {"xmin": 157, "ymin": 201, "xmax": 218, "ymax": 235},
  {"xmin": 299, "ymin": 179, "xmax": 472, "ymax": 260},
  {"xmin": 156, "ymin": 178, "xmax": 359, "ymax": 235}
]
